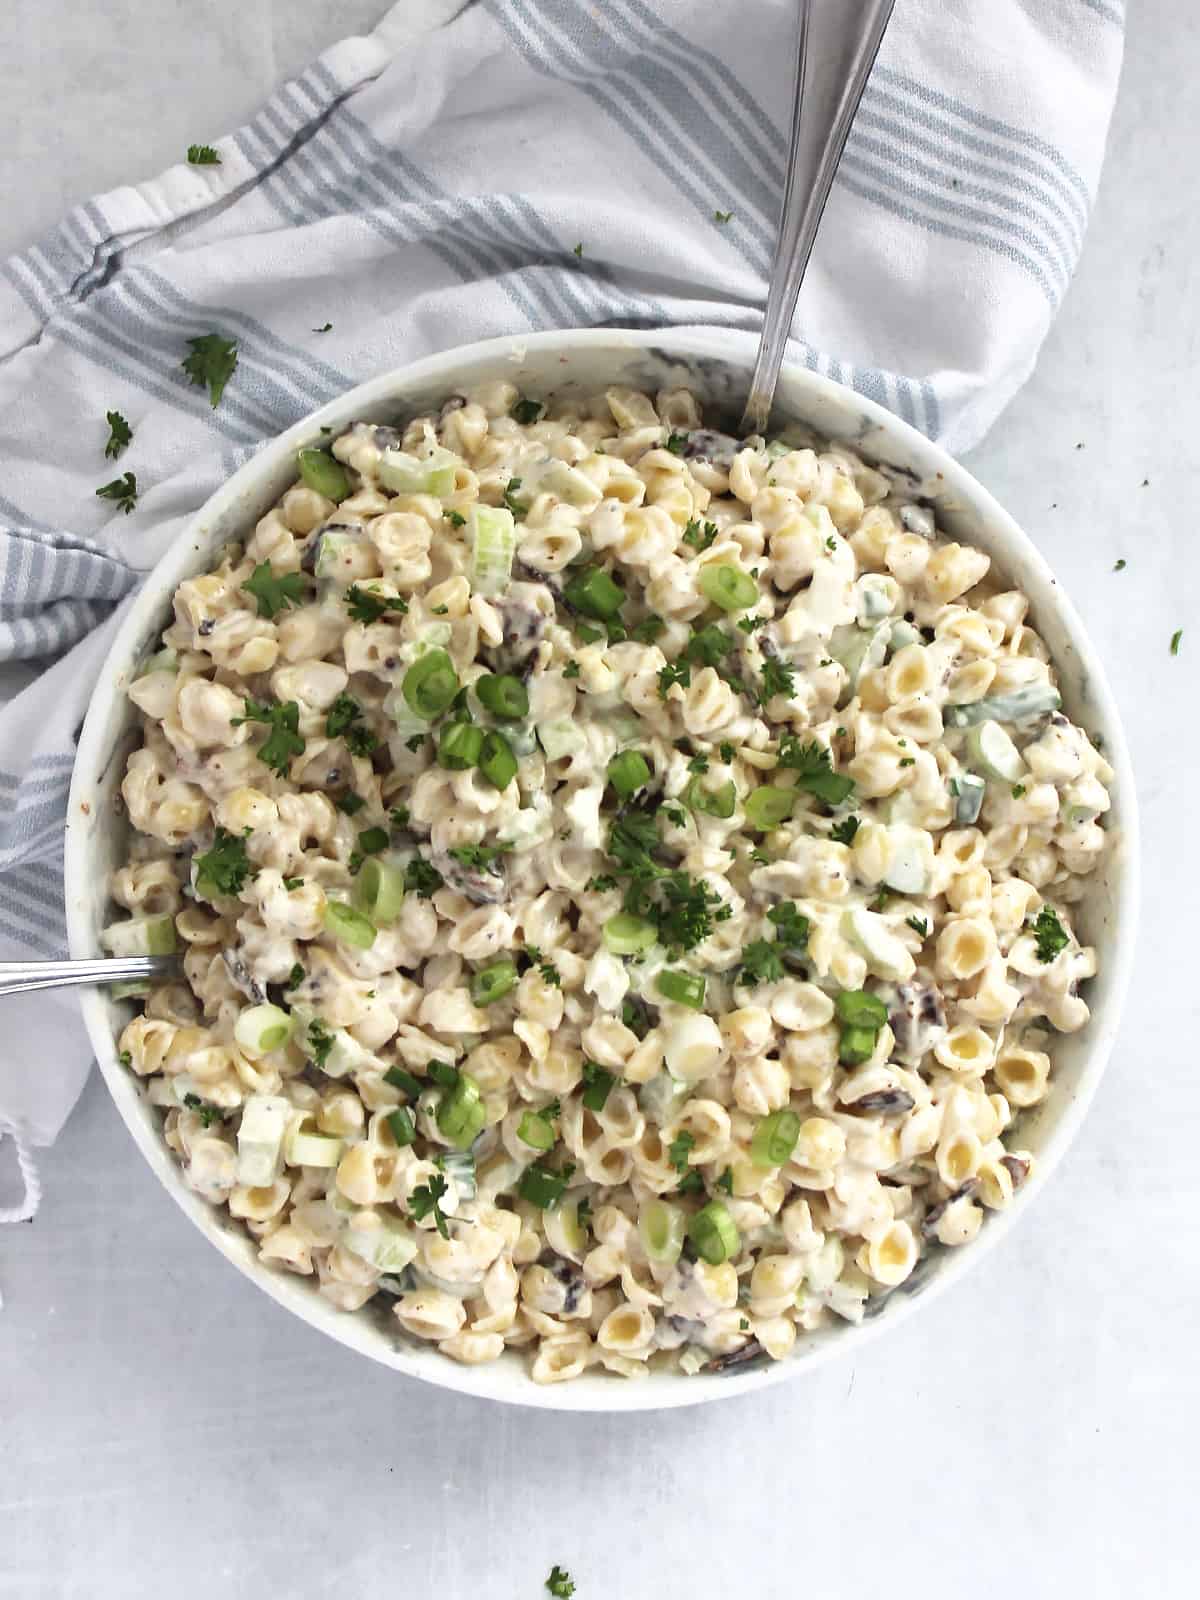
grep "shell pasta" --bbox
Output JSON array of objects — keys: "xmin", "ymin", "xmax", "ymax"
[{"xmin": 106, "ymin": 383, "xmax": 1110, "ymax": 1382}]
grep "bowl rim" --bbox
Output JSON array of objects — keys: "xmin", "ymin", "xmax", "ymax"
[{"xmin": 64, "ymin": 325, "xmax": 1140, "ymax": 1412}]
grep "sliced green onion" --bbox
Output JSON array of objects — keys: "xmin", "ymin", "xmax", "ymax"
[
  {"xmin": 564, "ymin": 565, "xmax": 624, "ymax": 619},
  {"xmin": 469, "ymin": 505, "xmax": 518, "ymax": 596},
  {"xmin": 384, "ymin": 1065, "xmax": 423, "ymax": 1098},
  {"xmin": 602, "ymin": 912, "xmax": 658, "ymax": 956},
  {"xmin": 356, "ymin": 826, "xmax": 389, "ymax": 857},
  {"xmin": 835, "ymin": 989, "xmax": 889, "ymax": 1029},
  {"xmin": 518, "ymin": 1163, "xmax": 571, "ymax": 1209},
  {"xmin": 750, "ymin": 1109, "xmax": 802, "ymax": 1168},
  {"xmin": 479, "ymin": 730, "xmax": 517, "ymax": 789},
  {"xmin": 427, "ymin": 1060, "xmax": 459, "ymax": 1089},
  {"xmin": 607, "ymin": 750, "xmax": 651, "ymax": 798},
  {"xmin": 517, "ymin": 1109, "xmax": 556, "ymax": 1151},
  {"xmin": 656, "ymin": 969, "xmax": 706, "ymax": 1009},
  {"xmin": 687, "ymin": 1200, "xmax": 740, "ymax": 1265},
  {"xmin": 233, "ymin": 1003, "xmax": 294, "ymax": 1057},
  {"xmin": 439, "ymin": 719, "xmax": 484, "ymax": 770},
  {"xmin": 839, "ymin": 1025, "xmax": 878, "ymax": 1066},
  {"xmin": 323, "ymin": 900, "xmax": 377, "ymax": 949},
  {"xmin": 699, "ymin": 563, "xmax": 758, "ymax": 613},
  {"xmin": 581, "ymin": 1062, "xmax": 617, "ymax": 1112},
  {"xmin": 686, "ymin": 776, "xmax": 736, "ymax": 819},
  {"xmin": 638, "ymin": 1199, "xmax": 685, "ymax": 1265},
  {"xmin": 437, "ymin": 1071, "xmax": 486, "ymax": 1149},
  {"xmin": 744, "ymin": 786, "xmax": 795, "ymax": 830},
  {"xmin": 297, "ymin": 447, "xmax": 351, "ymax": 502},
  {"xmin": 387, "ymin": 1107, "xmax": 416, "ymax": 1147},
  {"xmin": 402, "ymin": 649, "xmax": 459, "ymax": 720},
  {"xmin": 354, "ymin": 856, "xmax": 405, "ymax": 925},
  {"xmin": 471, "ymin": 959, "xmax": 518, "ymax": 1006},
  {"xmin": 475, "ymin": 673, "xmax": 528, "ymax": 720}
]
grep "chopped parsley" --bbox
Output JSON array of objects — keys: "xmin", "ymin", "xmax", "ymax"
[
  {"xmin": 404, "ymin": 734, "xmax": 427, "ymax": 753},
  {"xmin": 284, "ymin": 963, "xmax": 305, "ymax": 991},
  {"xmin": 682, "ymin": 517, "xmax": 718, "ymax": 551},
  {"xmin": 511, "ymin": 398, "xmax": 544, "ymax": 425},
  {"xmin": 716, "ymin": 1167, "xmax": 734, "ymax": 1194},
  {"xmin": 118, "ymin": 1049, "xmax": 132, "ymax": 1067},
  {"xmin": 658, "ymin": 660, "xmax": 691, "ymax": 697},
  {"xmin": 404, "ymin": 856, "xmax": 444, "ymax": 898},
  {"xmin": 767, "ymin": 902, "xmax": 809, "ymax": 950},
  {"xmin": 1011, "ymin": 783, "xmax": 1027, "ymax": 799},
  {"xmin": 546, "ymin": 1565, "xmax": 576, "ymax": 1598},
  {"xmin": 668, "ymin": 1130, "xmax": 695, "ymax": 1177},
  {"xmin": 719, "ymin": 741, "xmax": 735, "ymax": 763},
  {"xmin": 759, "ymin": 656, "xmax": 796, "ymax": 702},
  {"xmin": 448, "ymin": 843, "xmax": 509, "ymax": 871},
  {"xmin": 326, "ymin": 693, "xmax": 364, "ymax": 739},
  {"xmin": 389, "ymin": 805, "xmax": 410, "ymax": 830},
  {"xmin": 307, "ymin": 1019, "xmax": 334, "ymax": 1069},
  {"xmin": 334, "ymin": 791, "xmax": 365, "ymax": 815},
  {"xmin": 1171, "ymin": 628, "xmax": 1183, "ymax": 656},
  {"xmin": 739, "ymin": 938, "xmax": 785, "ymax": 986},
  {"xmin": 587, "ymin": 873, "xmax": 618, "ymax": 893},
  {"xmin": 1113, "ymin": 558, "xmax": 1126, "ymax": 572},
  {"xmin": 687, "ymin": 754, "xmax": 709, "ymax": 775},
  {"xmin": 241, "ymin": 561, "xmax": 305, "ymax": 619},
  {"xmin": 445, "ymin": 510, "xmax": 466, "ymax": 528},
  {"xmin": 410, "ymin": 1173, "xmax": 451, "ymax": 1239},
  {"xmin": 563, "ymin": 661, "xmax": 581, "ymax": 680},
  {"xmin": 573, "ymin": 242, "xmax": 584, "ymax": 258},
  {"xmin": 664, "ymin": 432, "xmax": 688, "ymax": 455},
  {"xmin": 503, "ymin": 477, "xmax": 527, "ymax": 518},
  {"xmin": 183, "ymin": 1093, "xmax": 225, "ymax": 1127},
  {"xmin": 312, "ymin": 323, "xmax": 333, "ymax": 333},
  {"xmin": 187, "ymin": 144, "xmax": 221, "ymax": 165},
  {"xmin": 345, "ymin": 583, "xmax": 407, "ymax": 624},
  {"xmin": 522, "ymin": 946, "xmax": 561, "ymax": 987},
  {"xmin": 830, "ymin": 815, "xmax": 860, "ymax": 845},
  {"xmin": 630, "ymin": 614, "xmax": 665, "ymax": 643},
  {"xmin": 899, "ymin": 757, "xmax": 915, "ymax": 768},
  {"xmin": 233, "ymin": 698, "xmax": 305, "ymax": 775},
  {"xmin": 777, "ymin": 735, "xmax": 855, "ymax": 806},
  {"xmin": 103, "ymin": 410, "xmax": 132, "ymax": 460},
  {"xmin": 737, "ymin": 615, "xmax": 767, "ymax": 633},
  {"xmin": 95, "ymin": 471, "xmax": 138, "ymax": 514},
  {"xmin": 686, "ymin": 624, "xmax": 734, "ymax": 669},
  {"xmin": 431, "ymin": 604, "xmax": 449, "ymax": 616},
  {"xmin": 713, "ymin": 208, "xmax": 733, "ymax": 223},
  {"xmin": 195, "ymin": 827, "xmax": 254, "ymax": 899},
  {"xmin": 181, "ymin": 332, "xmax": 238, "ymax": 408},
  {"xmin": 1030, "ymin": 905, "xmax": 1069, "ymax": 963},
  {"xmin": 654, "ymin": 873, "xmax": 727, "ymax": 952},
  {"xmin": 283, "ymin": 877, "xmax": 303, "ymax": 892},
  {"xmin": 906, "ymin": 915, "xmax": 929, "ymax": 938},
  {"xmin": 348, "ymin": 826, "xmax": 389, "ymax": 874}
]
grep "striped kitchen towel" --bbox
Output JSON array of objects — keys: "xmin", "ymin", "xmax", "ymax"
[{"xmin": 0, "ymin": 0, "xmax": 1124, "ymax": 1159}]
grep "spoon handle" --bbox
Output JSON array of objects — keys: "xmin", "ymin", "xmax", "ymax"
[
  {"xmin": 0, "ymin": 956, "xmax": 178, "ymax": 998},
  {"xmin": 740, "ymin": 0, "xmax": 896, "ymax": 437}
]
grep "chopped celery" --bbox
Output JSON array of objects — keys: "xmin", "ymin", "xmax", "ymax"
[
  {"xmin": 143, "ymin": 649, "xmax": 178, "ymax": 674},
  {"xmin": 946, "ymin": 686, "xmax": 1061, "ymax": 727},
  {"xmin": 313, "ymin": 529, "xmax": 366, "ymax": 580},
  {"xmin": 841, "ymin": 906, "xmax": 914, "ymax": 982},
  {"xmin": 469, "ymin": 505, "xmax": 518, "ymax": 596},
  {"xmin": 348, "ymin": 1214, "xmax": 420, "ymax": 1273},
  {"xmin": 101, "ymin": 914, "xmax": 177, "ymax": 958},
  {"xmin": 110, "ymin": 980, "xmax": 152, "ymax": 1000},
  {"xmin": 379, "ymin": 446, "xmax": 459, "ymax": 498},
  {"xmin": 297, "ymin": 447, "xmax": 351, "ymax": 502},
  {"xmin": 966, "ymin": 720, "xmax": 1025, "ymax": 783},
  {"xmin": 538, "ymin": 719, "xmax": 586, "ymax": 760},
  {"xmin": 951, "ymin": 773, "xmax": 986, "ymax": 824},
  {"xmin": 235, "ymin": 1094, "xmax": 291, "ymax": 1186},
  {"xmin": 284, "ymin": 1118, "xmax": 343, "ymax": 1168}
]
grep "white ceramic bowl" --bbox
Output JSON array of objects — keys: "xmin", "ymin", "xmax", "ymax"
[{"xmin": 64, "ymin": 328, "xmax": 1139, "ymax": 1412}]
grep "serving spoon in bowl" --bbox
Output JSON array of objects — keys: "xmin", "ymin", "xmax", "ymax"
[{"xmin": 740, "ymin": 0, "xmax": 895, "ymax": 437}]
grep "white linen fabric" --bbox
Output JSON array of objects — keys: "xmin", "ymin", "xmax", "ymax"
[{"xmin": 0, "ymin": 0, "xmax": 1123, "ymax": 1174}]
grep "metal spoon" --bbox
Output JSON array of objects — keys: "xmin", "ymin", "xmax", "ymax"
[
  {"xmin": 740, "ymin": 0, "xmax": 896, "ymax": 437},
  {"xmin": 0, "ymin": 956, "xmax": 179, "ymax": 999}
]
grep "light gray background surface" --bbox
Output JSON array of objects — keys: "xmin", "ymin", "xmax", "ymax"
[{"xmin": 1, "ymin": 5, "xmax": 1194, "ymax": 1598}]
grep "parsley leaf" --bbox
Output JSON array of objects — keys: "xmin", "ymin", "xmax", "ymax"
[
  {"xmin": 760, "ymin": 656, "xmax": 796, "ymax": 702},
  {"xmin": 777, "ymin": 735, "xmax": 855, "ymax": 806},
  {"xmin": 573, "ymin": 242, "xmax": 584, "ymax": 258},
  {"xmin": 739, "ymin": 938, "xmax": 785, "ymax": 985},
  {"xmin": 664, "ymin": 431, "xmax": 688, "ymax": 455},
  {"xmin": 389, "ymin": 805, "xmax": 410, "ymax": 830},
  {"xmin": 187, "ymin": 144, "xmax": 221, "ymax": 165},
  {"xmin": 1030, "ymin": 905, "xmax": 1069, "ymax": 963},
  {"xmin": 716, "ymin": 1166, "xmax": 734, "ymax": 1194},
  {"xmin": 719, "ymin": 740, "xmax": 735, "ymax": 763},
  {"xmin": 654, "ymin": 873, "xmax": 725, "ymax": 953},
  {"xmin": 737, "ymin": 615, "xmax": 767, "ymax": 633},
  {"xmin": 181, "ymin": 333, "xmax": 238, "ymax": 408},
  {"xmin": 449, "ymin": 844, "xmax": 509, "ymax": 871},
  {"xmin": 334, "ymin": 792, "xmax": 365, "ymax": 815},
  {"xmin": 546, "ymin": 1565, "xmax": 576, "ymax": 1599},
  {"xmin": 563, "ymin": 661, "xmax": 581, "ymax": 680},
  {"xmin": 1171, "ymin": 628, "xmax": 1183, "ymax": 656},
  {"xmin": 307, "ymin": 1019, "xmax": 334, "ymax": 1069},
  {"xmin": 668, "ymin": 1130, "xmax": 695, "ymax": 1177},
  {"xmin": 586, "ymin": 873, "xmax": 618, "ymax": 893},
  {"xmin": 410, "ymin": 1173, "xmax": 451, "ymax": 1239},
  {"xmin": 511, "ymin": 398, "xmax": 544, "ymax": 425},
  {"xmin": 1113, "ymin": 557, "xmax": 1126, "ymax": 572},
  {"xmin": 195, "ymin": 827, "xmax": 255, "ymax": 899},
  {"xmin": 326, "ymin": 693, "xmax": 363, "ymax": 739},
  {"xmin": 183, "ymin": 1093, "xmax": 225, "ymax": 1127},
  {"xmin": 404, "ymin": 734, "xmax": 427, "ymax": 753},
  {"xmin": 241, "ymin": 561, "xmax": 305, "ymax": 619},
  {"xmin": 345, "ymin": 583, "xmax": 407, "ymax": 624},
  {"xmin": 96, "ymin": 471, "xmax": 138, "ymax": 514},
  {"xmin": 686, "ymin": 624, "xmax": 734, "ymax": 670},
  {"xmin": 103, "ymin": 410, "xmax": 132, "ymax": 459},
  {"xmin": 658, "ymin": 660, "xmax": 691, "ymax": 698},
  {"xmin": 607, "ymin": 811, "xmax": 663, "ymax": 878},
  {"xmin": 830, "ymin": 815, "xmax": 860, "ymax": 845},
  {"xmin": 906, "ymin": 915, "xmax": 929, "ymax": 938},
  {"xmin": 233, "ymin": 698, "xmax": 305, "ymax": 775},
  {"xmin": 682, "ymin": 517, "xmax": 718, "ymax": 551},
  {"xmin": 503, "ymin": 477, "xmax": 527, "ymax": 518},
  {"xmin": 714, "ymin": 208, "xmax": 733, "ymax": 223},
  {"xmin": 687, "ymin": 753, "xmax": 709, "ymax": 775},
  {"xmin": 283, "ymin": 877, "xmax": 303, "ymax": 892},
  {"xmin": 312, "ymin": 322, "xmax": 333, "ymax": 333},
  {"xmin": 630, "ymin": 615, "xmax": 665, "ymax": 643},
  {"xmin": 767, "ymin": 902, "xmax": 809, "ymax": 950},
  {"xmin": 445, "ymin": 510, "xmax": 466, "ymax": 528},
  {"xmin": 404, "ymin": 856, "xmax": 444, "ymax": 898},
  {"xmin": 284, "ymin": 963, "xmax": 305, "ymax": 991}
]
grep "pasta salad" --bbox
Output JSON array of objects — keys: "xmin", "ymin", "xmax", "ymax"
[{"xmin": 106, "ymin": 381, "xmax": 1111, "ymax": 1382}]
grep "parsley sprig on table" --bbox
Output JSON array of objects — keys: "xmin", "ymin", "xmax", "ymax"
[
  {"xmin": 187, "ymin": 144, "xmax": 221, "ymax": 165},
  {"xmin": 96, "ymin": 472, "xmax": 137, "ymax": 514},
  {"xmin": 546, "ymin": 1564, "xmax": 576, "ymax": 1598},
  {"xmin": 181, "ymin": 332, "xmax": 238, "ymax": 408},
  {"xmin": 103, "ymin": 410, "xmax": 132, "ymax": 459},
  {"xmin": 233, "ymin": 698, "xmax": 305, "ymax": 774}
]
